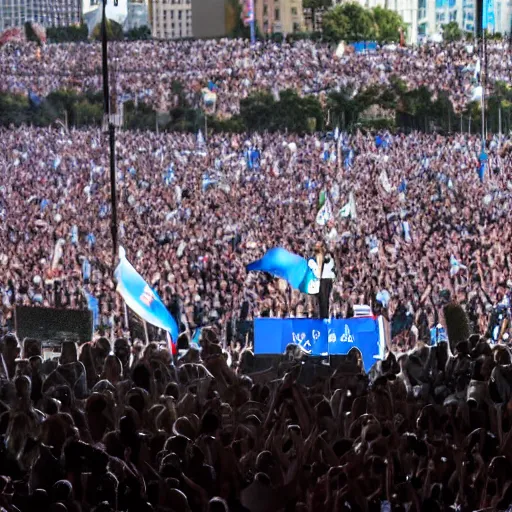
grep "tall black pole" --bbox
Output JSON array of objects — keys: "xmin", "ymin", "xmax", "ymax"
[{"xmin": 101, "ymin": 0, "xmax": 118, "ymax": 269}]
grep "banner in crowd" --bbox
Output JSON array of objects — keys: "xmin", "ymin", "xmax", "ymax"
[{"xmin": 254, "ymin": 317, "xmax": 384, "ymax": 372}]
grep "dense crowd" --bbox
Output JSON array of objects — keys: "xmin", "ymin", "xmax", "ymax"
[
  {"xmin": 2, "ymin": 36, "xmax": 512, "ymax": 512},
  {"xmin": 2, "ymin": 39, "xmax": 511, "ymax": 114},
  {"xmin": 0, "ymin": 126, "xmax": 511, "ymax": 346}
]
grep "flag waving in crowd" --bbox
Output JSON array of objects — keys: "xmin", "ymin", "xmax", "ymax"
[
  {"xmin": 316, "ymin": 194, "xmax": 333, "ymax": 226},
  {"xmin": 247, "ymin": 247, "xmax": 318, "ymax": 294},
  {"xmin": 115, "ymin": 247, "xmax": 179, "ymax": 352}
]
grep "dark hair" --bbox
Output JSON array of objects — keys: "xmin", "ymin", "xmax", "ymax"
[{"xmin": 208, "ymin": 497, "xmax": 229, "ymax": 512}]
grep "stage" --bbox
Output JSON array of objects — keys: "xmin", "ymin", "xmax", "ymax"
[{"xmin": 253, "ymin": 317, "xmax": 386, "ymax": 372}]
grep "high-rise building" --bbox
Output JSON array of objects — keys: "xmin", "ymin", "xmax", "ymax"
[
  {"xmin": 149, "ymin": 0, "xmax": 192, "ymax": 39},
  {"xmin": 0, "ymin": 0, "xmax": 81, "ymax": 31},
  {"xmin": 254, "ymin": 0, "xmax": 305, "ymax": 34}
]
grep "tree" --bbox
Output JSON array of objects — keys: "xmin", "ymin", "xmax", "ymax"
[
  {"xmin": 92, "ymin": 19, "xmax": 124, "ymax": 41},
  {"xmin": 47, "ymin": 24, "xmax": 88, "ymax": 42},
  {"xmin": 124, "ymin": 25, "xmax": 151, "ymax": 40},
  {"xmin": 322, "ymin": 3, "xmax": 376, "ymax": 42},
  {"xmin": 240, "ymin": 92, "xmax": 276, "ymax": 132},
  {"xmin": 442, "ymin": 21, "xmax": 462, "ymax": 42},
  {"xmin": 303, "ymin": 0, "xmax": 331, "ymax": 31},
  {"xmin": 372, "ymin": 6, "xmax": 405, "ymax": 44}
]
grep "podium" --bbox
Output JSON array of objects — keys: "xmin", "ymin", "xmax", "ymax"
[{"xmin": 254, "ymin": 317, "xmax": 385, "ymax": 373}]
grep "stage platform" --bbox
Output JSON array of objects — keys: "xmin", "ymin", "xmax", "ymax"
[{"xmin": 254, "ymin": 317, "xmax": 385, "ymax": 372}]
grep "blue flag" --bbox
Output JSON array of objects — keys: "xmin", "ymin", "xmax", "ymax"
[
  {"xmin": 247, "ymin": 247, "xmax": 317, "ymax": 294},
  {"xmin": 28, "ymin": 91, "xmax": 42, "ymax": 108},
  {"xmin": 82, "ymin": 258, "xmax": 91, "ymax": 281},
  {"xmin": 84, "ymin": 291, "xmax": 99, "ymax": 330},
  {"xmin": 191, "ymin": 328, "xmax": 202, "ymax": 349},
  {"xmin": 115, "ymin": 247, "xmax": 179, "ymax": 343}
]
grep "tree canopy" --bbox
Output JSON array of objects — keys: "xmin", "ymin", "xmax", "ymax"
[
  {"xmin": 322, "ymin": 3, "xmax": 405, "ymax": 43},
  {"xmin": 442, "ymin": 21, "xmax": 462, "ymax": 42},
  {"xmin": 92, "ymin": 19, "xmax": 124, "ymax": 41},
  {"xmin": 322, "ymin": 3, "xmax": 376, "ymax": 42},
  {"xmin": 372, "ymin": 6, "xmax": 406, "ymax": 44}
]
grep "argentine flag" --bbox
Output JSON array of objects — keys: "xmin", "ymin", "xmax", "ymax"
[
  {"xmin": 84, "ymin": 290, "xmax": 99, "ymax": 330},
  {"xmin": 450, "ymin": 255, "xmax": 467, "ymax": 276},
  {"xmin": 115, "ymin": 247, "xmax": 179, "ymax": 350}
]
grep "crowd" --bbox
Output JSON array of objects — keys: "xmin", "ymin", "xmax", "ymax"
[
  {"xmin": 1, "ymin": 36, "xmax": 512, "ymax": 512},
  {"xmin": 0, "ymin": 126, "xmax": 511, "ymax": 346},
  {"xmin": 1, "ymin": 39, "xmax": 511, "ymax": 114}
]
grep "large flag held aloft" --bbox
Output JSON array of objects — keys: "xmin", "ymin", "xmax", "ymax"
[
  {"xmin": 247, "ymin": 247, "xmax": 318, "ymax": 294},
  {"xmin": 115, "ymin": 247, "xmax": 179, "ymax": 350}
]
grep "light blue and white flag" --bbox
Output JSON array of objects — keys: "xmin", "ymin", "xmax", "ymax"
[
  {"xmin": 202, "ymin": 173, "xmax": 218, "ymax": 192},
  {"xmin": 115, "ymin": 247, "xmax": 179, "ymax": 344},
  {"xmin": 82, "ymin": 258, "xmax": 91, "ymax": 281},
  {"xmin": 71, "ymin": 225, "xmax": 78, "ymax": 245},
  {"xmin": 84, "ymin": 290, "xmax": 99, "ymax": 330},
  {"xmin": 450, "ymin": 255, "xmax": 467, "ymax": 276},
  {"xmin": 164, "ymin": 165, "xmax": 175, "ymax": 186},
  {"xmin": 402, "ymin": 221, "xmax": 411, "ymax": 243}
]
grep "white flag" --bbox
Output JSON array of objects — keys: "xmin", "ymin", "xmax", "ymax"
[
  {"xmin": 316, "ymin": 197, "xmax": 333, "ymax": 226},
  {"xmin": 379, "ymin": 170, "xmax": 392, "ymax": 193},
  {"xmin": 339, "ymin": 202, "xmax": 351, "ymax": 218},
  {"xmin": 474, "ymin": 58, "xmax": 481, "ymax": 81},
  {"xmin": 349, "ymin": 192, "xmax": 357, "ymax": 219},
  {"xmin": 339, "ymin": 192, "xmax": 357, "ymax": 219}
]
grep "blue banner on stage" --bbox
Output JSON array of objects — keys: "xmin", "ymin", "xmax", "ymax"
[{"xmin": 254, "ymin": 317, "xmax": 384, "ymax": 372}]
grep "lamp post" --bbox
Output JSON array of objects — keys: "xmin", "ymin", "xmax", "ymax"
[{"xmin": 101, "ymin": 0, "xmax": 119, "ymax": 269}]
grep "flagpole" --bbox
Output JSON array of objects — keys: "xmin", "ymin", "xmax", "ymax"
[{"xmin": 143, "ymin": 320, "xmax": 150, "ymax": 345}]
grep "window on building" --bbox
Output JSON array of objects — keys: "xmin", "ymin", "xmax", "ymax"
[
  {"xmin": 178, "ymin": 9, "xmax": 182, "ymax": 18},
  {"xmin": 293, "ymin": 21, "xmax": 300, "ymax": 31},
  {"xmin": 291, "ymin": 6, "xmax": 297, "ymax": 15},
  {"xmin": 170, "ymin": 10, "xmax": 173, "ymax": 17},
  {"xmin": 275, "ymin": 7, "xmax": 280, "ymax": 20},
  {"xmin": 449, "ymin": 10, "xmax": 457, "ymax": 20},
  {"xmin": 263, "ymin": 4, "xmax": 267, "ymax": 15}
]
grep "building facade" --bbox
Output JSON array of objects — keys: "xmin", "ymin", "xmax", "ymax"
[
  {"xmin": 0, "ymin": 0, "xmax": 81, "ymax": 31},
  {"xmin": 149, "ymin": 0, "xmax": 192, "ymax": 39},
  {"xmin": 190, "ymin": 0, "xmax": 226, "ymax": 38},
  {"xmin": 254, "ymin": 0, "xmax": 306, "ymax": 34}
]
